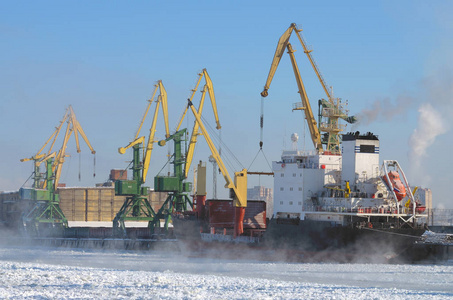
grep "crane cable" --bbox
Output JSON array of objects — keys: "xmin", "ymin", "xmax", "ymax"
[
  {"xmin": 249, "ymin": 96, "xmax": 272, "ymax": 172},
  {"xmin": 78, "ymin": 152, "xmax": 81, "ymax": 181},
  {"xmin": 260, "ymin": 97, "xmax": 264, "ymax": 149},
  {"xmin": 200, "ymin": 113, "xmax": 243, "ymax": 172},
  {"xmin": 78, "ymin": 152, "xmax": 96, "ymax": 181},
  {"xmin": 248, "ymin": 148, "xmax": 272, "ymax": 172}
]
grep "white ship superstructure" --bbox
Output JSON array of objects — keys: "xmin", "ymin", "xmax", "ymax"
[{"xmin": 272, "ymin": 131, "xmax": 428, "ymax": 227}]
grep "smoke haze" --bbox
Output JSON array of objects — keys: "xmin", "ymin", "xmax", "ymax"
[
  {"xmin": 409, "ymin": 103, "xmax": 447, "ymax": 168},
  {"xmin": 355, "ymin": 95, "xmax": 415, "ymax": 126},
  {"xmin": 355, "ymin": 69, "xmax": 453, "ymax": 184}
]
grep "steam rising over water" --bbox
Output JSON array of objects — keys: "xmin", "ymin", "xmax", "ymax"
[{"xmin": 0, "ymin": 245, "xmax": 452, "ymax": 299}]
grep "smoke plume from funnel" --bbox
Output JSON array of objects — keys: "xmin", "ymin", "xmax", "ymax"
[{"xmin": 355, "ymin": 95, "xmax": 414, "ymax": 126}]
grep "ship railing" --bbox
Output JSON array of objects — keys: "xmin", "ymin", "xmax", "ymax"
[
  {"xmin": 296, "ymin": 162, "xmax": 318, "ymax": 169},
  {"xmin": 304, "ymin": 205, "xmax": 399, "ymax": 214},
  {"xmin": 319, "ymin": 122, "xmax": 346, "ymax": 132},
  {"xmin": 281, "ymin": 149, "xmax": 318, "ymax": 158}
]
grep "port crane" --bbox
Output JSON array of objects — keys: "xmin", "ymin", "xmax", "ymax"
[
  {"xmin": 175, "ymin": 68, "xmax": 221, "ymax": 179},
  {"xmin": 113, "ymin": 81, "xmax": 170, "ymax": 236},
  {"xmin": 261, "ymin": 23, "xmax": 356, "ymax": 154},
  {"xmin": 153, "ymin": 69, "xmax": 222, "ymax": 231},
  {"xmin": 187, "ymin": 99, "xmax": 247, "ymax": 237},
  {"xmin": 20, "ymin": 105, "xmax": 96, "ymax": 235},
  {"xmin": 20, "ymin": 111, "xmax": 68, "ymax": 189}
]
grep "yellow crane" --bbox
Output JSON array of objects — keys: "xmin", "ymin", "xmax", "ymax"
[
  {"xmin": 261, "ymin": 23, "xmax": 357, "ymax": 154},
  {"xmin": 20, "ymin": 105, "xmax": 95, "ymax": 234},
  {"xmin": 174, "ymin": 69, "xmax": 221, "ymax": 179},
  {"xmin": 53, "ymin": 106, "xmax": 96, "ymax": 188},
  {"xmin": 117, "ymin": 80, "xmax": 170, "ymax": 184},
  {"xmin": 261, "ymin": 23, "xmax": 323, "ymax": 153},
  {"xmin": 21, "ymin": 105, "xmax": 96, "ymax": 190},
  {"xmin": 187, "ymin": 99, "xmax": 247, "ymax": 237},
  {"xmin": 21, "ymin": 109, "xmax": 70, "ymax": 189}
]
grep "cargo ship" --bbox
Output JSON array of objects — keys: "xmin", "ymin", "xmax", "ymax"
[
  {"xmin": 261, "ymin": 131, "xmax": 439, "ymax": 262},
  {"xmin": 170, "ymin": 130, "xmax": 450, "ymax": 263}
]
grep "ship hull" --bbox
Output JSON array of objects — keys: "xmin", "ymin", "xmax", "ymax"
[
  {"xmin": 263, "ymin": 218, "xmax": 435, "ymax": 263},
  {"xmin": 173, "ymin": 216, "xmax": 448, "ymax": 263}
]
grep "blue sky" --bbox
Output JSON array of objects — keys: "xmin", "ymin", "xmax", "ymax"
[{"xmin": 1, "ymin": 1, "xmax": 452, "ymax": 208}]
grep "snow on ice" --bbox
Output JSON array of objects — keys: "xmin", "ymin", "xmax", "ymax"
[{"xmin": 0, "ymin": 246, "xmax": 452, "ymax": 299}]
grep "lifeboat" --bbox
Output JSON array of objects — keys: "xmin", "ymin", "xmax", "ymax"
[
  {"xmin": 416, "ymin": 206, "xmax": 426, "ymax": 213},
  {"xmin": 383, "ymin": 171, "xmax": 406, "ymax": 201},
  {"xmin": 409, "ymin": 202, "xmax": 426, "ymax": 214}
]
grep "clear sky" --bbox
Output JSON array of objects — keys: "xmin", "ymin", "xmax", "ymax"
[{"xmin": 1, "ymin": 1, "xmax": 452, "ymax": 208}]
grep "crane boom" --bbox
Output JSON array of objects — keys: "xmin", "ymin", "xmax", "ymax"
[
  {"xmin": 53, "ymin": 116, "xmax": 73, "ymax": 189},
  {"xmin": 287, "ymin": 43, "xmax": 323, "ymax": 153},
  {"xmin": 187, "ymin": 100, "xmax": 247, "ymax": 208},
  {"xmin": 292, "ymin": 25, "xmax": 332, "ymax": 103},
  {"xmin": 184, "ymin": 87, "xmax": 207, "ymax": 179},
  {"xmin": 142, "ymin": 81, "xmax": 170, "ymax": 183},
  {"xmin": 261, "ymin": 23, "xmax": 333, "ymax": 102},
  {"xmin": 20, "ymin": 109, "xmax": 69, "ymax": 188},
  {"xmin": 261, "ymin": 26, "xmax": 294, "ymax": 98},
  {"xmin": 174, "ymin": 69, "xmax": 221, "ymax": 179},
  {"xmin": 175, "ymin": 72, "xmax": 204, "ymax": 131},
  {"xmin": 135, "ymin": 85, "xmax": 158, "ymax": 141},
  {"xmin": 188, "ymin": 99, "xmax": 247, "ymax": 237},
  {"xmin": 69, "ymin": 106, "xmax": 96, "ymax": 154},
  {"xmin": 117, "ymin": 80, "xmax": 170, "ymax": 184},
  {"xmin": 260, "ymin": 23, "xmax": 330, "ymax": 153},
  {"xmin": 118, "ymin": 136, "xmax": 145, "ymax": 154},
  {"xmin": 203, "ymin": 70, "xmax": 221, "ymax": 130},
  {"xmin": 50, "ymin": 106, "xmax": 96, "ymax": 189},
  {"xmin": 176, "ymin": 69, "xmax": 221, "ymax": 132},
  {"xmin": 157, "ymin": 80, "xmax": 171, "ymax": 139}
]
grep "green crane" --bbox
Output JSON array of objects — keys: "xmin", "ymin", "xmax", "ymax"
[
  {"xmin": 153, "ymin": 129, "xmax": 193, "ymax": 231},
  {"xmin": 113, "ymin": 81, "xmax": 170, "ymax": 236},
  {"xmin": 20, "ymin": 105, "xmax": 96, "ymax": 236},
  {"xmin": 22, "ymin": 154, "xmax": 68, "ymax": 236},
  {"xmin": 150, "ymin": 69, "xmax": 221, "ymax": 231}
]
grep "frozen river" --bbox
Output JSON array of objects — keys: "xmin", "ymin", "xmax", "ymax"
[{"xmin": 1, "ymin": 245, "xmax": 452, "ymax": 299}]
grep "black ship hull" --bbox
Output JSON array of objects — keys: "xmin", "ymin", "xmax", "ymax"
[{"xmin": 172, "ymin": 217, "xmax": 449, "ymax": 263}]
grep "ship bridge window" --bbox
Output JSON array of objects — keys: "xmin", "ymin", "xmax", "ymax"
[
  {"xmin": 290, "ymin": 187, "xmax": 293, "ymax": 191},
  {"xmin": 281, "ymin": 173, "xmax": 284, "ymax": 177},
  {"xmin": 289, "ymin": 201, "xmax": 293, "ymax": 205},
  {"xmin": 360, "ymin": 144, "xmax": 375, "ymax": 153},
  {"xmin": 280, "ymin": 187, "xmax": 284, "ymax": 191},
  {"xmin": 293, "ymin": 173, "xmax": 296, "ymax": 177}
]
